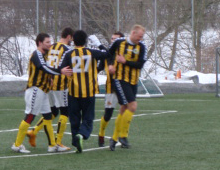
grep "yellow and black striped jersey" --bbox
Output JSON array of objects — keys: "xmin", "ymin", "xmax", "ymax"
[
  {"xmin": 104, "ymin": 60, "xmax": 112, "ymax": 94},
  {"xmin": 97, "ymin": 59, "xmax": 112, "ymax": 94},
  {"xmin": 59, "ymin": 47, "xmax": 110, "ymax": 98},
  {"xmin": 109, "ymin": 37, "xmax": 147, "ymax": 85},
  {"xmin": 27, "ymin": 50, "xmax": 60, "ymax": 93},
  {"xmin": 96, "ymin": 45, "xmax": 112, "ymax": 94},
  {"xmin": 47, "ymin": 42, "xmax": 71, "ymax": 91}
]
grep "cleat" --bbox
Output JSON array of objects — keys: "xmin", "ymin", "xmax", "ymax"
[
  {"xmin": 109, "ymin": 138, "xmax": 117, "ymax": 151},
  {"xmin": 11, "ymin": 143, "xmax": 31, "ymax": 153},
  {"xmin": 57, "ymin": 144, "xmax": 71, "ymax": 152},
  {"xmin": 75, "ymin": 134, "xmax": 83, "ymax": 153},
  {"xmin": 26, "ymin": 130, "xmax": 36, "ymax": 147},
  {"xmin": 48, "ymin": 145, "xmax": 57, "ymax": 153},
  {"xmin": 119, "ymin": 137, "xmax": 130, "ymax": 148},
  {"xmin": 98, "ymin": 136, "xmax": 104, "ymax": 147}
]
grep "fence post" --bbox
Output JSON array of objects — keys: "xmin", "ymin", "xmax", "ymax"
[{"xmin": 216, "ymin": 47, "xmax": 220, "ymax": 97}]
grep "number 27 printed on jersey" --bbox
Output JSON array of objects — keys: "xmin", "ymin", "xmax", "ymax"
[{"xmin": 72, "ymin": 55, "xmax": 91, "ymax": 73}]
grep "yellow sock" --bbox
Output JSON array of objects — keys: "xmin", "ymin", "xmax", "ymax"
[
  {"xmin": 55, "ymin": 115, "xmax": 68, "ymax": 145},
  {"xmin": 120, "ymin": 109, "xmax": 134, "ymax": 138},
  {"xmin": 43, "ymin": 119, "xmax": 56, "ymax": 147},
  {"xmin": 33, "ymin": 115, "xmax": 55, "ymax": 135},
  {"xmin": 99, "ymin": 116, "xmax": 109, "ymax": 137},
  {"xmin": 112, "ymin": 114, "xmax": 122, "ymax": 141},
  {"xmin": 32, "ymin": 117, "xmax": 44, "ymax": 135},
  {"xmin": 15, "ymin": 120, "xmax": 30, "ymax": 146}
]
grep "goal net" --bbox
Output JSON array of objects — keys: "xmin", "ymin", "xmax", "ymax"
[{"xmin": 96, "ymin": 68, "xmax": 164, "ymax": 98}]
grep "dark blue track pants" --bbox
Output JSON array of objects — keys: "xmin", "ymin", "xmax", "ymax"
[{"xmin": 68, "ymin": 95, "xmax": 95, "ymax": 146}]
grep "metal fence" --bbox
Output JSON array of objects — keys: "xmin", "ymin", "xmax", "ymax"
[{"xmin": 0, "ymin": 0, "xmax": 219, "ymax": 76}]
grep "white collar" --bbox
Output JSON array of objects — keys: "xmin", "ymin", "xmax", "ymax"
[{"xmin": 127, "ymin": 37, "xmax": 135, "ymax": 45}]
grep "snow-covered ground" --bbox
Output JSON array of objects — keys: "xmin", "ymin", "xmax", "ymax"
[
  {"xmin": 0, "ymin": 70, "xmax": 218, "ymax": 85},
  {"xmin": 149, "ymin": 70, "xmax": 217, "ymax": 84}
]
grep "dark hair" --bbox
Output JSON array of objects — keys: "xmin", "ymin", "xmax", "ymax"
[
  {"xmin": 113, "ymin": 31, "xmax": 124, "ymax": 38},
  {"xmin": 61, "ymin": 27, "xmax": 74, "ymax": 38},
  {"xmin": 35, "ymin": 33, "xmax": 50, "ymax": 46},
  {"xmin": 73, "ymin": 30, "xmax": 87, "ymax": 46}
]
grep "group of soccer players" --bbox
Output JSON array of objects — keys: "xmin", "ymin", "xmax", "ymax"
[{"xmin": 11, "ymin": 24, "xmax": 147, "ymax": 154}]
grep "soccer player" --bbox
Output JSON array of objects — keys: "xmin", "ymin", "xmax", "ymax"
[
  {"xmin": 89, "ymin": 32, "xmax": 125, "ymax": 147},
  {"xmin": 26, "ymin": 27, "xmax": 74, "ymax": 152},
  {"xmin": 59, "ymin": 30, "xmax": 111, "ymax": 153},
  {"xmin": 11, "ymin": 33, "xmax": 72, "ymax": 153},
  {"xmin": 108, "ymin": 25, "xmax": 147, "ymax": 151}
]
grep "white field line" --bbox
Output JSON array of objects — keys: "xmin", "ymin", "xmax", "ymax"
[
  {"xmin": 0, "ymin": 109, "xmax": 177, "ymax": 159},
  {"xmin": 0, "ymin": 145, "xmax": 114, "ymax": 159},
  {"xmin": 0, "ymin": 109, "xmax": 171, "ymax": 112},
  {"xmin": 0, "ymin": 109, "xmax": 24, "ymax": 111},
  {"xmin": 0, "ymin": 110, "xmax": 177, "ymax": 133},
  {"xmin": 0, "ymin": 134, "xmax": 121, "ymax": 159},
  {"xmin": 0, "ymin": 98, "xmax": 215, "ymax": 102},
  {"xmin": 137, "ymin": 99, "xmax": 216, "ymax": 102},
  {"xmin": 93, "ymin": 110, "xmax": 177, "ymax": 122},
  {"xmin": 97, "ymin": 99, "xmax": 216, "ymax": 102}
]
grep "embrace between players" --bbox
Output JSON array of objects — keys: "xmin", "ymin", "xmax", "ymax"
[{"xmin": 11, "ymin": 24, "xmax": 147, "ymax": 154}]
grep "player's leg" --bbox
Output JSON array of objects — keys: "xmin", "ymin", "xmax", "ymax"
[
  {"xmin": 109, "ymin": 80, "xmax": 129, "ymax": 151},
  {"xmin": 75, "ymin": 97, "xmax": 95, "ymax": 153},
  {"xmin": 12, "ymin": 114, "xmax": 35, "ymax": 153},
  {"xmin": 120, "ymin": 102, "xmax": 136, "ymax": 137},
  {"xmin": 53, "ymin": 90, "xmax": 70, "ymax": 151},
  {"xmin": 68, "ymin": 95, "xmax": 81, "ymax": 150},
  {"xmin": 12, "ymin": 87, "xmax": 42, "ymax": 153},
  {"xmin": 112, "ymin": 105, "xmax": 126, "ymax": 142},
  {"xmin": 119, "ymin": 83, "xmax": 138, "ymax": 148},
  {"xmin": 98, "ymin": 93, "xmax": 117, "ymax": 147},
  {"xmin": 42, "ymin": 113, "xmax": 57, "ymax": 152},
  {"xmin": 40, "ymin": 92, "xmax": 57, "ymax": 152},
  {"xmin": 26, "ymin": 91, "xmax": 58, "ymax": 147},
  {"xmin": 56, "ymin": 107, "xmax": 68, "ymax": 142}
]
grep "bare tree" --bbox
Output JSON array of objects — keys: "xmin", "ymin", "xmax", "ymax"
[{"xmin": 1, "ymin": 0, "xmax": 220, "ymax": 76}]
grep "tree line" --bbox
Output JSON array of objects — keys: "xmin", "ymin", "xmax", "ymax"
[{"xmin": 0, "ymin": 0, "xmax": 220, "ymax": 76}]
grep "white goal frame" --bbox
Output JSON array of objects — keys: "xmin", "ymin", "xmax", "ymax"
[{"xmin": 96, "ymin": 68, "xmax": 164, "ymax": 98}]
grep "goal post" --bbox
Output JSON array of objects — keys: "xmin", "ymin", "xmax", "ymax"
[
  {"xmin": 96, "ymin": 68, "xmax": 164, "ymax": 98},
  {"xmin": 216, "ymin": 47, "xmax": 220, "ymax": 97}
]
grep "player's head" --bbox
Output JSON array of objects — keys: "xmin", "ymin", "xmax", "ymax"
[
  {"xmin": 129, "ymin": 24, "xmax": 145, "ymax": 44},
  {"xmin": 35, "ymin": 33, "xmax": 51, "ymax": 53},
  {"xmin": 111, "ymin": 31, "xmax": 124, "ymax": 43},
  {"xmin": 73, "ymin": 30, "xmax": 87, "ymax": 46},
  {"xmin": 61, "ymin": 27, "xmax": 74, "ymax": 45}
]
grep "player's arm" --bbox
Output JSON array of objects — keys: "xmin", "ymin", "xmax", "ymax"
[
  {"xmin": 97, "ymin": 59, "xmax": 105, "ymax": 72},
  {"xmin": 108, "ymin": 40, "xmax": 120, "ymax": 65},
  {"xmin": 98, "ymin": 44, "xmax": 107, "ymax": 51},
  {"xmin": 90, "ymin": 48, "xmax": 112, "ymax": 60},
  {"xmin": 59, "ymin": 50, "xmax": 73, "ymax": 76},
  {"xmin": 88, "ymin": 35, "xmax": 116, "ymax": 65},
  {"xmin": 117, "ymin": 44, "xmax": 147, "ymax": 69},
  {"xmin": 95, "ymin": 45, "xmax": 111, "ymax": 72},
  {"xmin": 31, "ymin": 51, "xmax": 60, "ymax": 75}
]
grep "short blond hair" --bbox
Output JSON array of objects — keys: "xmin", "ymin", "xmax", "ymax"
[{"xmin": 131, "ymin": 24, "xmax": 145, "ymax": 33}]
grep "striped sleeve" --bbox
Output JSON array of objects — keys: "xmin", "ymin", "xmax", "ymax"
[
  {"xmin": 140, "ymin": 41, "xmax": 148, "ymax": 61},
  {"xmin": 31, "ymin": 50, "xmax": 60, "ymax": 75},
  {"xmin": 59, "ymin": 49, "xmax": 73, "ymax": 68}
]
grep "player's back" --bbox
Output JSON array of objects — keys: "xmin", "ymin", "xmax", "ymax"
[{"xmin": 47, "ymin": 42, "xmax": 71, "ymax": 91}]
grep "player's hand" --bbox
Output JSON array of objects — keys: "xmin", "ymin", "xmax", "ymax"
[
  {"xmin": 108, "ymin": 65, "xmax": 116, "ymax": 74},
  {"xmin": 88, "ymin": 35, "xmax": 101, "ymax": 47},
  {"xmin": 116, "ymin": 54, "xmax": 126, "ymax": 64},
  {"xmin": 61, "ymin": 66, "xmax": 72, "ymax": 76}
]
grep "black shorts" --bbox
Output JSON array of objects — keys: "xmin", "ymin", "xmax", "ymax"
[{"xmin": 113, "ymin": 79, "xmax": 137, "ymax": 105}]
